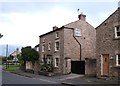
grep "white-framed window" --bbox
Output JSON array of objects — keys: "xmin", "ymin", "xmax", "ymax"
[
  {"xmin": 43, "ymin": 38, "xmax": 45, "ymax": 42},
  {"xmin": 56, "ymin": 32, "xmax": 59, "ymax": 38},
  {"xmin": 115, "ymin": 26, "xmax": 120, "ymax": 38},
  {"xmin": 42, "ymin": 44, "xmax": 45, "ymax": 52},
  {"xmin": 55, "ymin": 41, "xmax": 59, "ymax": 51},
  {"xmin": 74, "ymin": 28, "xmax": 81, "ymax": 37},
  {"xmin": 116, "ymin": 54, "xmax": 120, "ymax": 66},
  {"xmin": 36, "ymin": 47, "xmax": 39, "ymax": 52},
  {"xmin": 47, "ymin": 57, "xmax": 51, "ymax": 64},
  {"xmin": 48, "ymin": 42, "xmax": 51, "ymax": 51},
  {"xmin": 55, "ymin": 58, "xmax": 59, "ymax": 67}
]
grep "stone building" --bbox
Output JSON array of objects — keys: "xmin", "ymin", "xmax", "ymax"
[
  {"xmin": 39, "ymin": 13, "xmax": 96, "ymax": 75},
  {"xmin": 96, "ymin": 7, "xmax": 120, "ymax": 78}
]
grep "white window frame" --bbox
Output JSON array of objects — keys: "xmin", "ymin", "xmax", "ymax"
[
  {"xmin": 48, "ymin": 42, "xmax": 51, "ymax": 51},
  {"xmin": 36, "ymin": 47, "xmax": 39, "ymax": 52},
  {"xmin": 55, "ymin": 41, "xmax": 60, "ymax": 51},
  {"xmin": 74, "ymin": 28, "xmax": 81, "ymax": 37},
  {"xmin": 55, "ymin": 58, "xmax": 59, "ymax": 67},
  {"xmin": 43, "ymin": 38, "xmax": 45, "ymax": 42},
  {"xmin": 115, "ymin": 26, "xmax": 120, "ymax": 38},
  {"xmin": 42, "ymin": 44, "xmax": 45, "ymax": 52},
  {"xmin": 116, "ymin": 54, "xmax": 120, "ymax": 66},
  {"xmin": 47, "ymin": 57, "xmax": 51, "ymax": 64},
  {"xmin": 56, "ymin": 32, "xmax": 59, "ymax": 38}
]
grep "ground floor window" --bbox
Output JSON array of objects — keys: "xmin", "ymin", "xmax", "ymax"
[
  {"xmin": 47, "ymin": 57, "xmax": 51, "ymax": 64},
  {"xmin": 55, "ymin": 58, "xmax": 59, "ymax": 67},
  {"xmin": 116, "ymin": 54, "xmax": 120, "ymax": 66}
]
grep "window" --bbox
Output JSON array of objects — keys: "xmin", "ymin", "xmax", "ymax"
[
  {"xmin": 42, "ymin": 44, "xmax": 45, "ymax": 52},
  {"xmin": 36, "ymin": 47, "xmax": 39, "ymax": 52},
  {"xmin": 55, "ymin": 58, "xmax": 59, "ymax": 67},
  {"xmin": 74, "ymin": 28, "xmax": 81, "ymax": 37},
  {"xmin": 55, "ymin": 41, "xmax": 59, "ymax": 51},
  {"xmin": 43, "ymin": 38, "xmax": 45, "ymax": 42},
  {"xmin": 48, "ymin": 42, "xmax": 51, "ymax": 51},
  {"xmin": 115, "ymin": 26, "xmax": 120, "ymax": 38},
  {"xmin": 116, "ymin": 54, "xmax": 120, "ymax": 66},
  {"xmin": 47, "ymin": 57, "xmax": 51, "ymax": 64},
  {"xmin": 56, "ymin": 32, "xmax": 59, "ymax": 38}
]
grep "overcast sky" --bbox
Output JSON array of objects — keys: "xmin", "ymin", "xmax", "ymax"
[{"xmin": 0, "ymin": 0, "xmax": 119, "ymax": 47}]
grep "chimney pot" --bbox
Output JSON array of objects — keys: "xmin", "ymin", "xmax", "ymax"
[
  {"xmin": 78, "ymin": 13, "xmax": 86, "ymax": 21},
  {"xmin": 53, "ymin": 26, "xmax": 58, "ymax": 30}
]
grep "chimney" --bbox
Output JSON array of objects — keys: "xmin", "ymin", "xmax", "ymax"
[
  {"xmin": 78, "ymin": 12, "xmax": 86, "ymax": 21},
  {"xmin": 53, "ymin": 26, "xmax": 58, "ymax": 30}
]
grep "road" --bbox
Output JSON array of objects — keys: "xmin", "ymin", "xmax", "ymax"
[{"xmin": 2, "ymin": 70, "xmax": 58, "ymax": 85}]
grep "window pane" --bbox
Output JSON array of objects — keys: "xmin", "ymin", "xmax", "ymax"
[
  {"xmin": 117, "ymin": 32, "xmax": 120, "ymax": 36},
  {"xmin": 117, "ymin": 26, "xmax": 120, "ymax": 31},
  {"xmin": 55, "ymin": 42, "xmax": 59, "ymax": 51},
  {"xmin": 118, "ymin": 55, "xmax": 120, "ymax": 65},
  {"xmin": 74, "ymin": 28, "xmax": 81, "ymax": 36},
  {"xmin": 55, "ymin": 58, "xmax": 59, "ymax": 67}
]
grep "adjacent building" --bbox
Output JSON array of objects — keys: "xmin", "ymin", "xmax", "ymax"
[
  {"xmin": 96, "ymin": 8, "xmax": 120, "ymax": 78},
  {"xmin": 39, "ymin": 13, "xmax": 96, "ymax": 75}
]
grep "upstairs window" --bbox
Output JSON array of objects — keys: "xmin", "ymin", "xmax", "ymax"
[
  {"xmin": 115, "ymin": 26, "xmax": 120, "ymax": 38},
  {"xmin": 56, "ymin": 32, "xmax": 59, "ymax": 38},
  {"xmin": 42, "ymin": 44, "xmax": 45, "ymax": 52},
  {"xmin": 43, "ymin": 38, "xmax": 45, "ymax": 43},
  {"xmin": 74, "ymin": 28, "xmax": 81, "ymax": 37},
  {"xmin": 55, "ymin": 41, "xmax": 59, "ymax": 51},
  {"xmin": 116, "ymin": 54, "xmax": 120, "ymax": 66},
  {"xmin": 48, "ymin": 42, "xmax": 51, "ymax": 51}
]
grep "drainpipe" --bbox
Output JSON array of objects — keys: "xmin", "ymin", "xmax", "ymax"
[
  {"xmin": 61, "ymin": 26, "xmax": 81, "ymax": 60},
  {"xmin": 73, "ymin": 36, "xmax": 81, "ymax": 60}
]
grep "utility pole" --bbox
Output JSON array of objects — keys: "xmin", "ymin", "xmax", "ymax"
[{"xmin": 6, "ymin": 44, "xmax": 8, "ymax": 69}]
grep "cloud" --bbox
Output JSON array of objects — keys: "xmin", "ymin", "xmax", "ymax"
[{"xmin": 0, "ymin": 7, "xmax": 77, "ymax": 47}]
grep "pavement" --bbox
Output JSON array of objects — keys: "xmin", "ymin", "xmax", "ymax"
[{"xmin": 5, "ymin": 68, "xmax": 120, "ymax": 85}]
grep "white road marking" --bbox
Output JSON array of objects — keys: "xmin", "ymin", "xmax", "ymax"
[{"xmin": 59, "ymin": 75, "xmax": 83, "ymax": 80}]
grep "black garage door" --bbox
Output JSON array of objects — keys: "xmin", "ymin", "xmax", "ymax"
[{"xmin": 71, "ymin": 61, "xmax": 85, "ymax": 74}]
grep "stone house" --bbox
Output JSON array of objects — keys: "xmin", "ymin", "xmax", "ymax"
[
  {"xmin": 96, "ymin": 7, "xmax": 120, "ymax": 78},
  {"xmin": 39, "ymin": 13, "xmax": 96, "ymax": 75},
  {"xmin": 34, "ymin": 44, "xmax": 39, "ymax": 52},
  {"xmin": 10, "ymin": 48, "xmax": 20, "ymax": 62}
]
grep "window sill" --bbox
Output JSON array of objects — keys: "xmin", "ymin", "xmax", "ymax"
[
  {"xmin": 55, "ymin": 37, "xmax": 59, "ymax": 40},
  {"xmin": 55, "ymin": 50, "xmax": 59, "ymax": 52},
  {"xmin": 114, "ymin": 65, "xmax": 120, "ymax": 69},
  {"xmin": 113, "ymin": 37, "xmax": 120, "ymax": 40},
  {"xmin": 54, "ymin": 67, "xmax": 59, "ymax": 69}
]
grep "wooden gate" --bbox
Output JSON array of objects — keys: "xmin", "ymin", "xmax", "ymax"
[{"xmin": 71, "ymin": 61, "xmax": 85, "ymax": 74}]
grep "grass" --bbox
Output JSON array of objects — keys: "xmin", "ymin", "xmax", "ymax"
[
  {"xmin": 3, "ymin": 64, "xmax": 20, "ymax": 71},
  {"xmin": 0, "ymin": 60, "xmax": 2, "ymax": 65}
]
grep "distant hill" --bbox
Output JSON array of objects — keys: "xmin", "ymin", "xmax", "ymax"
[{"xmin": 0, "ymin": 45, "xmax": 22, "ymax": 57}]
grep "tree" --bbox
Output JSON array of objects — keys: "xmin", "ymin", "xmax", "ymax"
[{"xmin": 20, "ymin": 46, "xmax": 39, "ymax": 66}]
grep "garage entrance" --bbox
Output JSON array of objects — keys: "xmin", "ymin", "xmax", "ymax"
[{"xmin": 71, "ymin": 61, "xmax": 85, "ymax": 74}]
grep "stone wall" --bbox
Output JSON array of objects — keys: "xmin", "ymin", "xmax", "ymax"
[{"xmin": 96, "ymin": 8, "xmax": 120, "ymax": 78}]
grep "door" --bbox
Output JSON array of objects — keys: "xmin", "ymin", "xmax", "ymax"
[
  {"xmin": 71, "ymin": 61, "xmax": 85, "ymax": 74},
  {"xmin": 102, "ymin": 54, "xmax": 109, "ymax": 76}
]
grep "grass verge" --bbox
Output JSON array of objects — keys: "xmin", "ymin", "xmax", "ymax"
[{"xmin": 3, "ymin": 64, "xmax": 20, "ymax": 71}]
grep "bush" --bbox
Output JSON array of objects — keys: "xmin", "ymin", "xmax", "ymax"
[{"xmin": 41, "ymin": 63, "xmax": 53, "ymax": 72}]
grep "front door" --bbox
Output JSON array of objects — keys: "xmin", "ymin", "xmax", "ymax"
[{"xmin": 102, "ymin": 54, "xmax": 109, "ymax": 76}]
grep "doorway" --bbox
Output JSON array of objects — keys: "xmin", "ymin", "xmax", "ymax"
[{"xmin": 101, "ymin": 54, "xmax": 109, "ymax": 76}]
